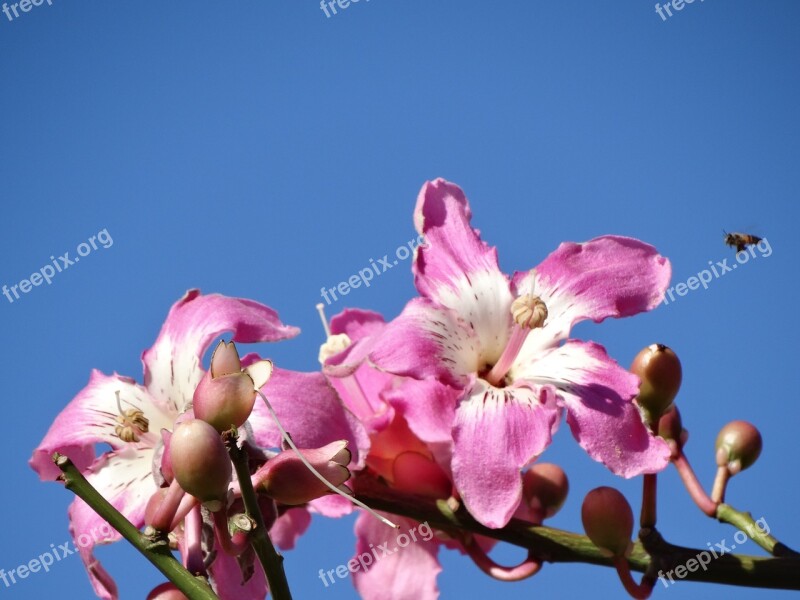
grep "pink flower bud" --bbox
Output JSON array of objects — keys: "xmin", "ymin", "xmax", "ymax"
[
  {"xmin": 169, "ymin": 419, "xmax": 231, "ymax": 506},
  {"xmin": 715, "ymin": 420, "xmax": 762, "ymax": 473},
  {"xmin": 631, "ymin": 344, "xmax": 682, "ymax": 422},
  {"xmin": 193, "ymin": 340, "xmax": 273, "ymax": 432},
  {"xmin": 146, "ymin": 582, "xmax": 189, "ymax": 600},
  {"xmin": 581, "ymin": 487, "xmax": 633, "ymax": 558},
  {"xmin": 256, "ymin": 440, "xmax": 351, "ymax": 505},
  {"xmin": 522, "ymin": 463, "xmax": 569, "ymax": 520}
]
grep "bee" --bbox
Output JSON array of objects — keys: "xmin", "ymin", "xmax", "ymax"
[{"xmin": 723, "ymin": 230, "xmax": 762, "ymax": 253}]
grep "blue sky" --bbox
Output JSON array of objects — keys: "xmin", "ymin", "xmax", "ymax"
[{"xmin": 1, "ymin": 1, "xmax": 799, "ymax": 598}]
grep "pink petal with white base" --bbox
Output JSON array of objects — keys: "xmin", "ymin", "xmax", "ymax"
[
  {"xmin": 30, "ymin": 372, "xmax": 171, "ymax": 481},
  {"xmin": 413, "ymin": 179, "xmax": 514, "ymax": 362},
  {"xmin": 368, "ymin": 298, "xmax": 479, "ymax": 388},
  {"xmin": 452, "ymin": 381, "xmax": 558, "ymax": 528},
  {"xmin": 142, "ymin": 290, "xmax": 299, "ymax": 414},
  {"xmin": 324, "ymin": 309, "xmax": 386, "ymax": 376},
  {"xmin": 518, "ymin": 340, "xmax": 670, "ymax": 477},
  {"xmin": 512, "ymin": 236, "xmax": 670, "ymax": 359},
  {"xmin": 352, "ymin": 512, "xmax": 441, "ymax": 600}
]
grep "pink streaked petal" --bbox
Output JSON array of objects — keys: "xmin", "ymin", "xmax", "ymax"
[
  {"xmin": 522, "ymin": 340, "xmax": 670, "ymax": 477},
  {"xmin": 352, "ymin": 512, "xmax": 442, "ymax": 600},
  {"xmin": 512, "ymin": 236, "xmax": 671, "ymax": 359},
  {"xmin": 30, "ymin": 372, "xmax": 170, "ymax": 481},
  {"xmin": 413, "ymin": 179, "xmax": 514, "ymax": 363},
  {"xmin": 142, "ymin": 290, "xmax": 299, "ymax": 415},
  {"xmin": 270, "ymin": 508, "xmax": 312, "ymax": 551},
  {"xmin": 248, "ymin": 368, "xmax": 370, "ymax": 469},
  {"xmin": 208, "ymin": 548, "xmax": 268, "ymax": 600},
  {"xmin": 452, "ymin": 381, "xmax": 558, "ymax": 529},
  {"xmin": 368, "ymin": 298, "xmax": 478, "ymax": 387},
  {"xmin": 310, "ymin": 494, "xmax": 357, "ymax": 518},
  {"xmin": 383, "ymin": 379, "xmax": 460, "ymax": 445},
  {"xmin": 72, "ymin": 541, "xmax": 118, "ymax": 600}
]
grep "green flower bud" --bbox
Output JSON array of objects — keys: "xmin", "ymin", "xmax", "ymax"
[
  {"xmin": 581, "ymin": 487, "xmax": 633, "ymax": 558},
  {"xmin": 631, "ymin": 344, "xmax": 682, "ymax": 422},
  {"xmin": 715, "ymin": 420, "xmax": 762, "ymax": 474}
]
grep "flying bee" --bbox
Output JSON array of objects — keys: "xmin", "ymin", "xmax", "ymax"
[{"xmin": 723, "ymin": 230, "xmax": 762, "ymax": 253}]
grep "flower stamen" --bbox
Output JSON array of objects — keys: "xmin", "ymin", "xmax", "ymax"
[
  {"xmin": 484, "ymin": 294, "xmax": 548, "ymax": 387},
  {"xmin": 114, "ymin": 390, "xmax": 150, "ymax": 443}
]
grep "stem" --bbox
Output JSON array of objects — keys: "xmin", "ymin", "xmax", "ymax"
[
  {"xmin": 613, "ymin": 556, "xmax": 653, "ymax": 599},
  {"xmin": 640, "ymin": 474, "xmax": 657, "ymax": 529},
  {"xmin": 53, "ymin": 453, "xmax": 218, "ymax": 600},
  {"xmin": 710, "ymin": 466, "xmax": 730, "ymax": 504},
  {"xmin": 715, "ymin": 504, "xmax": 800, "ymax": 558},
  {"xmin": 224, "ymin": 432, "xmax": 293, "ymax": 600},
  {"xmin": 672, "ymin": 451, "xmax": 718, "ymax": 517},
  {"xmin": 149, "ymin": 478, "xmax": 186, "ymax": 532},
  {"xmin": 354, "ymin": 472, "xmax": 800, "ymax": 591},
  {"xmin": 463, "ymin": 536, "xmax": 541, "ymax": 581}
]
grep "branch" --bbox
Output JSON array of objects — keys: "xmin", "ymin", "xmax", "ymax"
[
  {"xmin": 53, "ymin": 453, "xmax": 218, "ymax": 600},
  {"xmin": 354, "ymin": 473, "xmax": 800, "ymax": 591},
  {"xmin": 224, "ymin": 432, "xmax": 293, "ymax": 600}
]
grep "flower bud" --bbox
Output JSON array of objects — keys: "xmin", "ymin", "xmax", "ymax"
[
  {"xmin": 256, "ymin": 440, "xmax": 352, "ymax": 505},
  {"xmin": 631, "ymin": 344, "xmax": 682, "ymax": 422},
  {"xmin": 581, "ymin": 487, "xmax": 633, "ymax": 557},
  {"xmin": 715, "ymin": 420, "xmax": 762, "ymax": 474},
  {"xmin": 193, "ymin": 340, "xmax": 273, "ymax": 432},
  {"xmin": 169, "ymin": 419, "xmax": 231, "ymax": 507},
  {"xmin": 147, "ymin": 583, "xmax": 189, "ymax": 600},
  {"xmin": 522, "ymin": 463, "xmax": 569, "ymax": 519}
]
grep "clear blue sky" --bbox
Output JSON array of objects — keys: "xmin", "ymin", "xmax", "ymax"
[{"xmin": 2, "ymin": 1, "xmax": 799, "ymax": 598}]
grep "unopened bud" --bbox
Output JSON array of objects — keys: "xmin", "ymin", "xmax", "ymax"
[
  {"xmin": 169, "ymin": 419, "xmax": 232, "ymax": 506},
  {"xmin": 715, "ymin": 420, "xmax": 762, "ymax": 474},
  {"xmin": 147, "ymin": 583, "xmax": 189, "ymax": 600},
  {"xmin": 631, "ymin": 344, "xmax": 682, "ymax": 422},
  {"xmin": 193, "ymin": 340, "xmax": 273, "ymax": 432},
  {"xmin": 256, "ymin": 440, "xmax": 352, "ymax": 505},
  {"xmin": 522, "ymin": 463, "xmax": 569, "ymax": 520},
  {"xmin": 581, "ymin": 487, "xmax": 633, "ymax": 558}
]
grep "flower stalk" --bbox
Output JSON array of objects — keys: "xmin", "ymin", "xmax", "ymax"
[{"xmin": 53, "ymin": 453, "xmax": 218, "ymax": 600}]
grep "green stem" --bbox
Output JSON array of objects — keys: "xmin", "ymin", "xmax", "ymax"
[
  {"xmin": 715, "ymin": 504, "xmax": 800, "ymax": 558},
  {"xmin": 224, "ymin": 432, "xmax": 293, "ymax": 600},
  {"xmin": 53, "ymin": 453, "xmax": 218, "ymax": 600},
  {"xmin": 354, "ymin": 473, "xmax": 800, "ymax": 591}
]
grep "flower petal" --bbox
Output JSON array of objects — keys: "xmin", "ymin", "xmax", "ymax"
[
  {"xmin": 352, "ymin": 512, "xmax": 442, "ymax": 600},
  {"xmin": 248, "ymin": 367, "xmax": 370, "ymax": 469},
  {"xmin": 383, "ymin": 379, "xmax": 460, "ymax": 446},
  {"xmin": 30, "ymin": 372, "xmax": 171, "ymax": 481},
  {"xmin": 208, "ymin": 548, "xmax": 268, "ymax": 600},
  {"xmin": 270, "ymin": 507, "xmax": 312, "ymax": 550},
  {"xmin": 452, "ymin": 381, "xmax": 558, "ymax": 528},
  {"xmin": 413, "ymin": 179, "xmax": 513, "ymax": 363},
  {"xmin": 142, "ymin": 290, "xmax": 299, "ymax": 415},
  {"xmin": 520, "ymin": 340, "xmax": 670, "ymax": 477},
  {"xmin": 324, "ymin": 309, "xmax": 386, "ymax": 377},
  {"xmin": 368, "ymin": 298, "xmax": 479, "ymax": 387},
  {"xmin": 513, "ymin": 236, "xmax": 670, "ymax": 357}
]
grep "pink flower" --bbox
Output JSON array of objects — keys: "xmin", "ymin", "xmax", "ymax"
[
  {"xmin": 29, "ymin": 290, "xmax": 300, "ymax": 599},
  {"xmin": 363, "ymin": 179, "xmax": 672, "ymax": 528}
]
